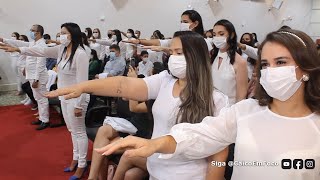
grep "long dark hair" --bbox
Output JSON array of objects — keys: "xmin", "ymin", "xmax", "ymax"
[
  {"xmin": 85, "ymin": 27, "xmax": 92, "ymax": 39},
  {"xmin": 153, "ymin": 30, "xmax": 165, "ymax": 40},
  {"xmin": 211, "ymin": 19, "xmax": 237, "ymax": 65},
  {"xmin": 181, "ymin": 10, "xmax": 204, "ymax": 36},
  {"xmin": 256, "ymin": 29, "xmax": 320, "ymax": 113},
  {"xmin": 90, "ymin": 49, "xmax": 99, "ymax": 60},
  {"xmin": 172, "ymin": 31, "xmax": 214, "ymax": 124},
  {"xmin": 59, "ymin": 23, "xmax": 84, "ymax": 69},
  {"xmin": 238, "ymin": 32, "xmax": 256, "ymax": 66},
  {"xmin": 81, "ymin": 32, "xmax": 89, "ymax": 46},
  {"xmin": 19, "ymin": 35, "xmax": 29, "ymax": 42},
  {"xmin": 12, "ymin": 32, "xmax": 20, "ymax": 40},
  {"xmin": 127, "ymin": 29, "xmax": 137, "ymax": 39},
  {"xmin": 113, "ymin": 29, "xmax": 122, "ymax": 44}
]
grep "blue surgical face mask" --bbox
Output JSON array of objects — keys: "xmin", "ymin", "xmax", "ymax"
[
  {"xmin": 109, "ymin": 52, "xmax": 116, "ymax": 59},
  {"xmin": 30, "ymin": 31, "xmax": 36, "ymax": 40}
]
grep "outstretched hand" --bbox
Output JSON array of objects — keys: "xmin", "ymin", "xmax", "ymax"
[
  {"xmin": 45, "ymin": 84, "xmax": 83, "ymax": 99},
  {"xmin": 122, "ymin": 39, "xmax": 140, "ymax": 44},
  {"xmin": 95, "ymin": 136, "xmax": 158, "ymax": 158},
  {"xmin": 0, "ymin": 43, "xmax": 19, "ymax": 53}
]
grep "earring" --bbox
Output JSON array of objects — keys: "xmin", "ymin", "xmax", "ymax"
[{"xmin": 302, "ymin": 74, "xmax": 309, "ymax": 81}]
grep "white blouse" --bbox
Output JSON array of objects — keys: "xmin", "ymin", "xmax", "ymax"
[
  {"xmin": 160, "ymin": 38, "xmax": 213, "ymax": 52},
  {"xmin": 90, "ymin": 41, "xmax": 106, "ymax": 60},
  {"xmin": 19, "ymin": 45, "xmax": 89, "ymax": 109},
  {"xmin": 143, "ymin": 71, "xmax": 229, "ymax": 180},
  {"xmin": 162, "ymin": 99, "xmax": 320, "ymax": 180},
  {"xmin": 211, "ymin": 51, "xmax": 237, "ymax": 105}
]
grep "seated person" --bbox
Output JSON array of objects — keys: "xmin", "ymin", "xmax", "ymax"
[
  {"xmin": 43, "ymin": 34, "xmax": 57, "ymax": 70},
  {"xmin": 88, "ymin": 70, "xmax": 152, "ymax": 180},
  {"xmin": 96, "ymin": 44, "xmax": 126, "ymax": 79},
  {"xmin": 137, "ymin": 51, "xmax": 153, "ymax": 77},
  {"xmin": 111, "ymin": 62, "xmax": 165, "ymax": 180},
  {"xmin": 89, "ymin": 49, "xmax": 101, "ymax": 80}
]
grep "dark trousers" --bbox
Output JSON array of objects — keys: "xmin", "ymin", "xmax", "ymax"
[{"xmin": 21, "ymin": 81, "xmax": 37, "ymax": 104}]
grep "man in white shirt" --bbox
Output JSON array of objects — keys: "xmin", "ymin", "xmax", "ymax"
[
  {"xmin": 1, "ymin": 24, "xmax": 50, "ymax": 130},
  {"xmin": 96, "ymin": 44, "xmax": 126, "ymax": 79},
  {"xmin": 137, "ymin": 51, "xmax": 153, "ymax": 77}
]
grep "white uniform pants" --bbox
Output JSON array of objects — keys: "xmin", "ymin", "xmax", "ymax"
[
  {"xmin": 18, "ymin": 68, "xmax": 27, "ymax": 85},
  {"xmin": 30, "ymin": 80, "xmax": 49, "ymax": 123},
  {"xmin": 11, "ymin": 56, "xmax": 22, "ymax": 92},
  {"xmin": 61, "ymin": 100, "xmax": 88, "ymax": 168}
]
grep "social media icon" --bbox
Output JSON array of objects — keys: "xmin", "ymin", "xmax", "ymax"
[
  {"xmin": 293, "ymin": 159, "xmax": 304, "ymax": 169},
  {"xmin": 305, "ymin": 159, "xmax": 315, "ymax": 169},
  {"xmin": 281, "ymin": 159, "xmax": 292, "ymax": 169}
]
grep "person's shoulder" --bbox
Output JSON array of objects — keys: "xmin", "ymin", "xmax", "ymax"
[
  {"xmin": 213, "ymin": 89, "xmax": 229, "ymax": 103},
  {"xmin": 233, "ymin": 98, "xmax": 265, "ymax": 115}
]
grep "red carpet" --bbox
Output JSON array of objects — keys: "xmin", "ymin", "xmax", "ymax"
[{"xmin": 0, "ymin": 105, "xmax": 92, "ymax": 180}]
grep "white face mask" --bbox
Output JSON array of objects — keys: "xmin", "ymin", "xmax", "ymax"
[
  {"xmin": 212, "ymin": 36, "xmax": 227, "ymax": 49},
  {"xmin": 93, "ymin": 33, "xmax": 99, "ymax": 39},
  {"xmin": 135, "ymin": 33, "xmax": 139, "ymax": 37},
  {"xmin": 142, "ymin": 57, "xmax": 148, "ymax": 62},
  {"xmin": 168, "ymin": 55, "xmax": 187, "ymax": 79},
  {"xmin": 11, "ymin": 36, "xmax": 17, "ymax": 40},
  {"xmin": 127, "ymin": 33, "xmax": 132, "ymax": 38},
  {"xmin": 59, "ymin": 34, "xmax": 71, "ymax": 47},
  {"xmin": 260, "ymin": 66, "xmax": 302, "ymax": 101},
  {"xmin": 180, "ymin": 23, "xmax": 192, "ymax": 31},
  {"xmin": 112, "ymin": 35, "xmax": 117, "ymax": 41},
  {"xmin": 56, "ymin": 37, "xmax": 60, "ymax": 41}
]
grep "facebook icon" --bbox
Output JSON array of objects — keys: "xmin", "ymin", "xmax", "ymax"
[{"xmin": 293, "ymin": 159, "xmax": 304, "ymax": 169}]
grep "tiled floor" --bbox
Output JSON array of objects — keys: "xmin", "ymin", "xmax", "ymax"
[{"xmin": 0, "ymin": 91, "xmax": 25, "ymax": 106}]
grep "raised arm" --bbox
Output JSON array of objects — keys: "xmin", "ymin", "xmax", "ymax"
[
  {"xmin": 2, "ymin": 38, "xmax": 30, "ymax": 47},
  {"xmin": 95, "ymin": 39, "xmax": 114, "ymax": 46},
  {"xmin": 0, "ymin": 43, "xmax": 60, "ymax": 59},
  {"xmin": 19, "ymin": 44, "xmax": 60, "ymax": 59},
  {"xmin": 234, "ymin": 54, "xmax": 248, "ymax": 102},
  {"xmin": 123, "ymin": 39, "xmax": 161, "ymax": 46},
  {"xmin": 46, "ymin": 76, "xmax": 149, "ymax": 102},
  {"xmin": 238, "ymin": 43, "xmax": 258, "ymax": 60},
  {"xmin": 94, "ymin": 102, "xmax": 238, "ymax": 160}
]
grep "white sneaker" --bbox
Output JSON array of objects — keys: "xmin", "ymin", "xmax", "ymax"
[
  {"xmin": 21, "ymin": 97, "xmax": 29, "ymax": 104},
  {"xmin": 24, "ymin": 99, "xmax": 33, "ymax": 105}
]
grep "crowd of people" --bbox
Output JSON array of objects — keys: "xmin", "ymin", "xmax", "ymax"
[{"xmin": 0, "ymin": 9, "xmax": 320, "ymax": 180}]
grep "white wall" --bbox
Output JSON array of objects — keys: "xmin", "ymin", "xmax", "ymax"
[
  {"xmin": 0, "ymin": 0, "xmax": 313, "ymax": 90},
  {"xmin": 311, "ymin": 0, "xmax": 320, "ymax": 40}
]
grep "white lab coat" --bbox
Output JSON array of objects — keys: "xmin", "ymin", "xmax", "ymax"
[
  {"xmin": 4, "ymin": 38, "xmax": 48, "ymax": 83},
  {"xmin": 5, "ymin": 38, "xmax": 49, "ymax": 123}
]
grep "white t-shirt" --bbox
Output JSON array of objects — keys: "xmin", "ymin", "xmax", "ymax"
[
  {"xmin": 143, "ymin": 71, "xmax": 229, "ymax": 180},
  {"xmin": 138, "ymin": 60, "xmax": 153, "ymax": 77},
  {"xmin": 160, "ymin": 38, "xmax": 213, "ymax": 52},
  {"xmin": 164, "ymin": 99, "xmax": 320, "ymax": 180}
]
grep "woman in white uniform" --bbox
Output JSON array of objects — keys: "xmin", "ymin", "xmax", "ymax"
[
  {"xmin": 95, "ymin": 29, "xmax": 320, "ymax": 180},
  {"xmin": 211, "ymin": 19, "xmax": 248, "ymax": 105},
  {"xmin": 1, "ymin": 23, "xmax": 90, "ymax": 180},
  {"xmin": 17, "ymin": 35, "xmax": 29, "ymax": 104},
  {"xmin": 46, "ymin": 31, "xmax": 229, "ymax": 180},
  {"xmin": 10, "ymin": 32, "xmax": 23, "ymax": 95},
  {"xmin": 123, "ymin": 10, "xmax": 213, "ymax": 53},
  {"xmin": 89, "ymin": 28, "xmax": 106, "ymax": 61}
]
